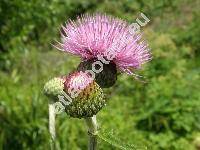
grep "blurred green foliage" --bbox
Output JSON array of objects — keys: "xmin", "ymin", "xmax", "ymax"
[{"xmin": 0, "ymin": 0, "xmax": 199, "ymax": 149}]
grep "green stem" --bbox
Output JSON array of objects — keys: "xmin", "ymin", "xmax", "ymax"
[{"xmin": 85, "ymin": 115, "xmax": 98, "ymax": 150}]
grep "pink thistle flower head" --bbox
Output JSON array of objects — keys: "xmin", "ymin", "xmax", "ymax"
[
  {"xmin": 64, "ymin": 71, "xmax": 93, "ymax": 92},
  {"xmin": 63, "ymin": 71, "xmax": 106, "ymax": 118},
  {"xmin": 56, "ymin": 13, "xmax": 151, "ymax": 75}
]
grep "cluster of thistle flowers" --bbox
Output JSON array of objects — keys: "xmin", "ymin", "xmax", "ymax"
[{"xmin": 44, "ymin": 13, "xmax": 151, "ymax": 119}]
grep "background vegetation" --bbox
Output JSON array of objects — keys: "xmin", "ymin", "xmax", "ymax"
[{"xmin": 0, "ymin": 0, "xmax": 199, "ymax": 149}]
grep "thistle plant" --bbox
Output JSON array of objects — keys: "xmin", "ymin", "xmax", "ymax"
[
  {"xmin": 56, "ymin": 14, "xmax": 151, "ymax": 86},
  {"xmin": 44, "ymin": 77, "xmax": 65, "ymax": 140},
  {"xmin": 44, "ymin": 13, "xmax": 151, "ymax": 150},
  {"xmin": 63, "ymin": 71, "xmax": 106, "ymax": 118}
]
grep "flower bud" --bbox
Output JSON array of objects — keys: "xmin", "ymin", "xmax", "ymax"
[
  {"xmin": 77, "ymin": 59, "xmax": 117, "ymax": 88},
  {"xmin": 64, "ymin": 71, "xmax": 106, "ymax": 118},
  {"xmin": 43, "ymin": 77, "xmax": 65, "ymax": 101}
]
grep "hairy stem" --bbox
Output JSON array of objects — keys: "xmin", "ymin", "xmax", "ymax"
[
  {"xmin": 85, "ymin": 115, "xmax": 98, "ymax": 150},
  {"xmin": 49, "ymin": 102, "xmax": 56, "ymax": 140}
]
